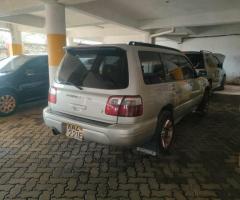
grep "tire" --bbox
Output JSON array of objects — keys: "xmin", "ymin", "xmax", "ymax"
[
  {"xmin": 196, "ymin": 89, "xmax": 210, "ymax": 116},
  {"xmin": 156, "ymin": 110, "xmax": 175, "ymax": 152},
  {"xmin": 219, "ymin": 75, "xmax": 226, "ymax": 90},
  {"xmin": 0, "ymin": 92, "xmax": 18, "ymax": 116}
]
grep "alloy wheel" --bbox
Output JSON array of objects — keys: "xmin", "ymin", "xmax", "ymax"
[
  {"xmin": 0, "ymin": 95, "xmax": 16, "ymax": 114},
  {"xmin": 160, "ymin": 119, "xmax": 174, "ymax": 149}
]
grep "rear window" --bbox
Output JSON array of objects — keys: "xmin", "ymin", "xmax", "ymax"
[
  {"xmin": 57, "ymin": 47, "xmax": 129, "ymax": 89},
  {"xmin": 185, "ymin": 53, "xmax": 204, "ymax": 69}
]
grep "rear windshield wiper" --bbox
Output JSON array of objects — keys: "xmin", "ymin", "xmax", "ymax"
[{"xmin": 58, "ymin": 80, "xmax": 83, "ymax": 90}]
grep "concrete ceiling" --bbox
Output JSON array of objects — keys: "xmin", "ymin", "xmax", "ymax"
[
  {"xmin": 31, "ymin": 8, "xmax": 104, "ymax": 28},
  {"xmin": 0, "ymin": 0, "xmax": 240, "ymax": 41}
]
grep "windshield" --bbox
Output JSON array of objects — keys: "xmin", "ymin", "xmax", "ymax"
[
  {"xmin": 57, "ymin": 47, "xmax": 129, "ymax": 89},
  {"xmin": 0, "ymin": 56, "xmax": 31, "ymax": 73}
]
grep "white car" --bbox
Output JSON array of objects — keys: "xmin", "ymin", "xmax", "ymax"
[
  {"xmin": 185, "ymin": 51, "xmax": 226, "ymax": 90},
  {"xmin": 43, "ymin": 42, "xmax": 209, "ymax": 151}
]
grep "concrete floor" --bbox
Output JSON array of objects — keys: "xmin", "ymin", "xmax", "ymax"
[
  {"xmin": 215, "ymin": 85, "xmax": 240, "ymax": 95},
  {"xmin": 0, "ymin": 93, "xmax": 240, "ymax": 200}
]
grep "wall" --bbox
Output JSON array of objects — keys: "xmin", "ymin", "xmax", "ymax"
[
  {"xmin": 103, "ymin": 34, "xmax": 149, "ymax": 44},
  {"xmin": 155, "ymin": 37, "xmax": 181, "ymax": 49},
  {"xmin": 67, "ymin": 25, "xmax": 149, "ymax": 45}
]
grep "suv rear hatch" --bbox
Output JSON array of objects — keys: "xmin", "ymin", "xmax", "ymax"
[{"xmin": 49, "ymin": 46, "xmax": 129, "ymax": 124}]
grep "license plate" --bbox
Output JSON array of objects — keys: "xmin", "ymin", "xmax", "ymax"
[{"xmin": 66, "ymin": 124, "xmax": 84, "ymax": 141}]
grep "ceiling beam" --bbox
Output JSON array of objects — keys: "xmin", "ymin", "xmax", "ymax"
[
  {"xmin": 175, "ymin": 27, "xmax": 197, "ymax": 35},
  {"xmin": 0, "ymin": 5, "xmax": 44, "ymax": 18},
  {"xmin": 67, "ymin": 1, "xmax": 145, "ymax": 33},
  {"xmin": 190, "ymin": 23, "xmax": 240, "ymax": 36},
  {"xmin": 164, "ymin": 36, "xmax": 184, "ymax": 44},
  {"xmin": 0, "ymin": 14, "xmax": 45, "ymax": 28},
  {"xmin": 140, "ymin": 9, "xmax": 240, "ymax": 30}
]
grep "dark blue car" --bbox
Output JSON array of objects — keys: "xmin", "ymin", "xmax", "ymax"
[{"xmin": 0, "ymin": 55, "xmax": 49, "ymax": 116}]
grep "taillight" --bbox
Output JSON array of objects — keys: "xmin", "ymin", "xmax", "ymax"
[
  {"xmin": 48, "ymin": 87, "xmax": 57, "ymax": 104},
  {"xmin": 105, "ymin": 95, "xmax": 143, "ymax": 117}
]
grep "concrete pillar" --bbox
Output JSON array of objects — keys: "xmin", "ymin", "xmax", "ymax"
[
  {"xmin": 45, "ymin": 2, "xmax": 66, "ymax": 84},
  {"xmin": 144, "ymin": 32, "xmax": 151, "ymax": 43},
  {"xmin": 9, "ymin": 24, "xmax": 23, "ymax": 56}
]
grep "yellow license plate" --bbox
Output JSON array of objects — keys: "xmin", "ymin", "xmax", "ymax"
[{"xmin": 66, "ymin": 124, "xmax": 84, "ymax": 141}]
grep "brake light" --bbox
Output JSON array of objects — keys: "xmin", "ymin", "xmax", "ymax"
[
  {"xmin": 48, "ymin": 87, "xmax": 57, "ymax": 104},
  {"xmin": 105, "ymin": 95, "xmax": 143, "ymax": 117}
]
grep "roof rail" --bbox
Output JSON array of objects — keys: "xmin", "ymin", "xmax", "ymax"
[{"xmin": 129, "ymin": 41, "xmax": 181, "ymax": 52}]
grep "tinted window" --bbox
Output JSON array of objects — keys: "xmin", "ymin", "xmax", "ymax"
[
  {"xmin": 36, "ymin": 56, "xmax": 48, "ymax": 73},
  {"xmin": 185, "ymin": 53, "xmax": 204, "ymax": 69},
  {"xmin": 24, "ymin": 56, "xmax": 48, "ymax": 74},
  {"xmin": 57, "ymin": 48, "xmax": 128, "ymax": 89},
  {"xmin": 161, "ymin": 54, "xmax": 194, "ymax": 81},
  {"xmin": 177, "ymin": 56, "xmax": 194, "ymax": 79},
  {"xmin": 161, "ymin": 54, "xmax": 183, "ymax": 81},
  {"xmin": 138, "ymin": 51, "xmax": 165, "ymax": 84}
]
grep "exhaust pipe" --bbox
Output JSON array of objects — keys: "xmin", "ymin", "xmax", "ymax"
[{"xmin": 52, "ymin": 128, "xmax": 61, "ymax": 135}]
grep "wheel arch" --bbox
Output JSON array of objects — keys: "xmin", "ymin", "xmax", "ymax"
[
  {"xmin": 0, "ymin": 87, "xmax": 19, "ymax": 100},
  {"xmin": 0, "ymin": 88, "xmax": 19, "ymax": 116},
  {"xmin": 159, "ymin": 104, "xmax": 174, "ymax": 118}
]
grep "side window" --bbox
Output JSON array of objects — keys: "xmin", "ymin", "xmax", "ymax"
[
  {"xmin": 35, "ymin": 56, "xmax": 48, "ymax": 74},
  {"xmin": 24, "ymin": 58, "xmax": 38, "ymax": 75},
  {"xmin": 185, "ymin": 53, "xmax": 204, "ymax": 68},
  {"xmin": 161, "ymin": 54, "xmax": 184, "ymax": 81},
  {"xmin": 177, "ymin": 56, "xmax": 194, "ymax": 80},
  {"xmin": 138, "ymin": 51, "xmax": 166, "ymax": 84},
  {"xmin": 24, "ymin": 57, "xmax": 48, "ymax": 75}
]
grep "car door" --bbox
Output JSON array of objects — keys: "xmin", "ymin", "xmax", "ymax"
[
  {"xmin": 160, "ymin": 53, "xmax": 192, "ymax": 119},
  {"xmin": 177, "ymin": 55, "xmax": 202, "ymax": 107},
  {"xmin": 19, "ymin": 56, "xmax": 49, "ymax": 102},
  {"xmin": 138, "ymin": 51, "xmax": 171, "ymax": 120}
]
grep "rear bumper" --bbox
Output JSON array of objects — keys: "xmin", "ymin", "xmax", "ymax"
[{"xmin": 43, "ymin": 107, "xmax": 157, "ymax": 146}]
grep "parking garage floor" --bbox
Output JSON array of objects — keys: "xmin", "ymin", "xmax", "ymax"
[{"xmin": 0, "ymin": 96, "xmax": 240, "ymax": 200}]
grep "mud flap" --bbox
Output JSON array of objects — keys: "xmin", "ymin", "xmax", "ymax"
[{"xmin": 136, "ymin": 136, "xmax": 160, "ymax": 156}]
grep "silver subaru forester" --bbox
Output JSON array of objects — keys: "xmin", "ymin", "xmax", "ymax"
[{"xmin": 43, "ymin": 42, "xmax": 209, "ymax": 151}]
